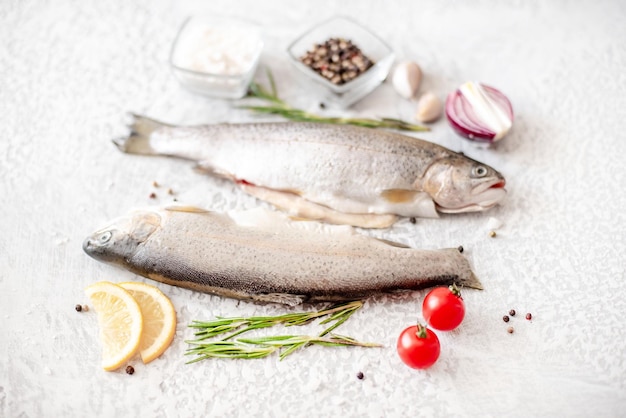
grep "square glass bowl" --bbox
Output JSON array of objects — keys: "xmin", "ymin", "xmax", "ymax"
[
  {"xmin": 169, "ymin": 16, "xmax": 263, "ymax": 99},
  {"xmin": 287, "ymin": 16, "xmax": 394, "ymax": 108}
]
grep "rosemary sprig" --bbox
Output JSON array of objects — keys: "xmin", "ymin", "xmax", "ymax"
[
  {"xmin": 189, "ymin": 300, "xmax": 363, "ymax": 341},
  {"xmin": 186, "ymin": 334, "xmax": 381, "ymax": 363},
  {"xmin": 185, "ymin": 301, "xmax": 381, "ymax": 361},
  {"xmin": 241, "ymin": 70, "xmax": 430, "ymax": 132}
]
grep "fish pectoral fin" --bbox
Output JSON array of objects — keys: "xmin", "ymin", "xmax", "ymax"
[
  {"xmin": 253, "ymin": 293, "xmax": 307, "ymax": 306},
  {"xmin": 240, "ymin": 184, "xmax": 398, "ymax": 229},
  {"xmin": 378, "ymin": 189, "xmax": 439, "ymax": 218},
  {"xmin": 380, "ymin": 189, "xmax": 423, "ymax": 203}
]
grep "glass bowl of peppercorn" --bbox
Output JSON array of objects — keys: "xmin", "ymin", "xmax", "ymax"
[{"xmin": 287, "ymin": 16, "xmax": 394, "ymax": 108}]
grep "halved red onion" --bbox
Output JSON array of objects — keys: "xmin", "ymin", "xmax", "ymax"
[{"xmin": 445, "ymin": 82, "xmax": 513, "ymax": 143}]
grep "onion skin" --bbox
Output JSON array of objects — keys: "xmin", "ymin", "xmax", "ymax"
[{"xmin": 445, "ymin": 83, "xmax": 514, "ymax": 143}]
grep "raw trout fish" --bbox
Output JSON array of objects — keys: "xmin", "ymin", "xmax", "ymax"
[
  {"xmin": 114, "ymin": 115, "xmax": 506, "ymax": 228},
  {"xmin": 83, "ymin": 207, "xmax": 482, "ymax": 306}
]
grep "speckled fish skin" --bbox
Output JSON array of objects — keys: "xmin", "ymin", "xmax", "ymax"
[
  {"xmin": 114, "ymin": 115, "xmax": 506, "ymax": 227},
  {"xmin": 82, "ymin": 207, "xmax": 482, "ymax": 306}
]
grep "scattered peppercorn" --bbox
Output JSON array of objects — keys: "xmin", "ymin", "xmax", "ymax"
[
  {"xmin": 457, "ymin": 245, "xmax": 464, "ymax": 253},
  {"xmin": 509, "ymin": 309, "xmax": 516, "ymax": 316},
  {"xmin": 319, "ymin": 102, "xmax": 326, "ymax": 109},
  {"xmin": 299, "ymin": 38, "xmax": 374, "ymax": 85},
  {"xmin": 167, "ymin": 188, "xmax": 174, "ymax": 195},
  {"xmin": 507, "ymin": 327, "xmax": 514, "ymax": 334},
  {"xmin": 152, "ymin": 181, "xmax": 159, "ymax": 187},
  {"xmin": 149, "ymin": 192, "xmax": 157, "ymax": 199},
  {"xmin": 82, "ymin": 305, "xmax": 89, "ymax": 312},
  {"xmin": 502, "ymin": 315, "xmax": 509, "ymax": 323},
  {"xmin": 75, "ymin": 304, "xmax": 82, "ymax": 312},
  {"xmin": 409, "ymin": 217, "xmax": 416, "ymax": 224},
  {"xmin": 526, "ymin": 313, "xmax": 532, "ymax": 320},
  {"xmin": 356, "ymin": 371, "xmax": 364, "ymax": 380},
  {"xmin": 489, "ymin": 230, "xmax": 497, "ymax": 238},
  {"xmin": 126, "ymin": 365, "xmax": 135, "ymax": 375}
]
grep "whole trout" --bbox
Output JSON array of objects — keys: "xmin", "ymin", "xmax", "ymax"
[
  {"xmin": 83, "ymin": 207, "xmax": 481, "ymax": 306},
  {"xmin": 114, "ymin": 115, "xmax": 506, "ymax": 228}
]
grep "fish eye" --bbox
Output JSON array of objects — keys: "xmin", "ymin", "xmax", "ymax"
[
  {"xmin": 472, "ymin": 166, "xmax": 488, "ymax": 178},
  {"xmin": 97, "ymin": 231, "xmax": 112, "ymax": 244}
]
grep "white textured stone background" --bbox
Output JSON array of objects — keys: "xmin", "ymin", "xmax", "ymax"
[{"xmin": 1, "ymin": 0, "xmax": 625, "ymax": 416}]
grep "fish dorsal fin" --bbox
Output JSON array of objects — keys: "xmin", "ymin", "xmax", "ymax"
[
  {"xmin": 164, "ymin": 205, "xmax": 211, "ymax": 214},
  {"xmin": 374, "ymin": 238, "xmax": 411, "ymax": 248}
]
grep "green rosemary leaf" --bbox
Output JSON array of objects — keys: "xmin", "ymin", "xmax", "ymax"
[
  {"xmin": 380, "ymin": 117, "xmax": 409, "ymax": 124},
  {"xmin": 278, "ymin": 342, "xmax": 307, "ymax": 360},
  {"xmin": 239, "ymin": 335, "xmax": 304, "ymax": 347},
  {"xmin": 266, "ymin": 68, "xmax": 278, "ymax": 98},
  {"xmin": 319, "ymin": 311, "xmax": 356, "ymax": 337}
]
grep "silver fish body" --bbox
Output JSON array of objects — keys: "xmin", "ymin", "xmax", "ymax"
[
  {"xmin": 83, "ymin": 207, "xmax": 482, "ymax": 305},
  {"xmin": 114, "ymin": 115, "xmax": 506, "ymax": 228}
]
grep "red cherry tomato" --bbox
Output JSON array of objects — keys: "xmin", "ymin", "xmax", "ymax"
[
  {"xmin": 422, "ymin": 284, "xmax": 465, "ymax": 331},
  {"xmin": 396, "ymin": 325, "xmax": 440, "ymax": 369}
]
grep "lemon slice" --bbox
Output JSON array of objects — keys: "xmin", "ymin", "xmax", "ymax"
[
  {"xmin": 85, "ymin": 281, "xmax": 143, "ymax": 371},
  {"xmin": 118, "ymin": 282, "xmax": 177, "ymax": 364}
]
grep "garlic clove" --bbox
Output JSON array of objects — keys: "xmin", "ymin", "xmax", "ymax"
[
  {"xmin": 415, "ymin": 91, "xmax": 442, "ymax": 123},
  {"xmin": 391, "ymin": 61, "xmax": 422, "ymax": 99}
]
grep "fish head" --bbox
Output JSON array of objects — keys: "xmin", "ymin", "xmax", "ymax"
[
  {"xmin": 83, "ymin": 211, "xmax": 161, "ymax": 264},
  {"xmin": 422, "ymin": 155, "xmax": 506, "ymax": 213}
]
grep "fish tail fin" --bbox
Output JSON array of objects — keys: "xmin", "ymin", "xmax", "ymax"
[
  {"xmin": 448, "ymin": 247, "xmax": 483, "ymax": 290},
  {"xmin": 459, "ymin": 270, "xmax": 483, "ymax": 290},
  {"xmin": 113, "ymin": 113, "xmax": 172, "ymax": 154}
]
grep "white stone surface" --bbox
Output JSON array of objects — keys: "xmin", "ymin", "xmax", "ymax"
[{"xmin": 1, "ymin": 0, "xmax": 625, "ymax": 416}]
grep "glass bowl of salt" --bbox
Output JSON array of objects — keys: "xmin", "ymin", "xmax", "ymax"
[{"xmin": 170, "ymin": 16, "xmax": 263, "ymax": 99}]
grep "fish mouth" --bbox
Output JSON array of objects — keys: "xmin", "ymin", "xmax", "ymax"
[
  {"xmin": 82, "ymin": 234, "xmax": 112, "ymax": 262},
  {"xmin": 473, "ymin": 179, "xmax": 506, "ymax": 195},
  {"xmin": 437, "ymin": 180, "xmax": 507, "ymax": 213}
]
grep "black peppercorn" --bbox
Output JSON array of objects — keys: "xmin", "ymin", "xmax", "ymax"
[
  {"xmin": 75, "ymin": 304, "xmax": 82, "ymax": 312},
  {"xmin": 502, "ymin": 315, "xmax": 509, "ymax": 323},
  {"xmin": 126, "ymin": 365, "xmax": 135, "ymax": 375},
  {"xmin": 356, "ymin": 371, "xmax": 364, "ymax": 380},
  {"xmin": 509, "ymin": 309, "xmax": 516, "ymax": 316}
]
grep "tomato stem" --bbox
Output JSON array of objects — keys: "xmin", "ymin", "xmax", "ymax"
[
  {"xmin": 415, "ymin": 323, "xmax": 429, "ymax": 339},
  {"xmin": 449, "ymin": 283, "xmax": 463, "ymax": 298}
]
